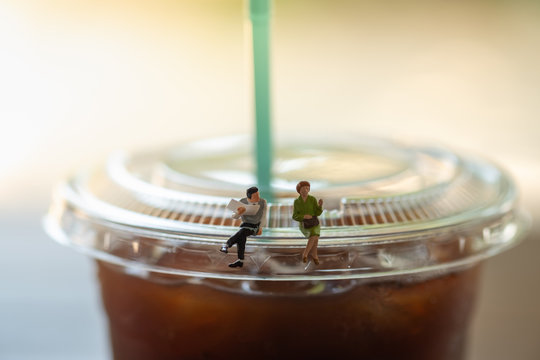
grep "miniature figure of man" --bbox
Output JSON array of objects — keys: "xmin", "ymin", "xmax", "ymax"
[{"xmin": 220, "ymin": 186, "xmax": 267, "ymax": 268}]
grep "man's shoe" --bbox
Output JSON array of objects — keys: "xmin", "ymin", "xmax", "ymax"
[
  {"xmin": 220, "ymin": 245, "xmax": 228, "ymax": 254},
  {"xmin": 228, "ymin": 260, "xmax": 244, "ymax": 268}
]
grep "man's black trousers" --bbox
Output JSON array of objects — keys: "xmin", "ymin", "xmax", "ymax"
[{"xmin": 226, "ymin": 227, "xmax": 256, "ymax": 260}]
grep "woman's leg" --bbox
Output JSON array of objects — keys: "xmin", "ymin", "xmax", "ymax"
[
  {"xmin": 302, "ymin": 236, "xmax": 316, "ymax": 262},
  {"xmin": 309, "ymin": 236, "xmax": 319, "ymax": 262}
]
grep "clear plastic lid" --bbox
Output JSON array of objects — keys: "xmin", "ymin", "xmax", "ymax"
[{"xmin": 45, "ymin": 136, "xmax": 528, "ymax": 280}]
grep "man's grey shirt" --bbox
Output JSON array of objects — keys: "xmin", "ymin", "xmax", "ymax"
[{"xmin": 236, "ymin": 197, "xmax": 267, "ymax": 226}]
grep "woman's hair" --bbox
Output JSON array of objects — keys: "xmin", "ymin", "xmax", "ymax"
[{"xmin": 296, "ymin": 181, "xmax": 310, "ymax": 194}]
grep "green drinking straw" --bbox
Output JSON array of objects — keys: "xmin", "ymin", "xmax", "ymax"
[{"xmin": 249, "ymin": 0, "xmax": 274, "ymax": 202}]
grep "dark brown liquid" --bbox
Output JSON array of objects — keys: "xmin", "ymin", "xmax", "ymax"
[{"xmin": 97, "ymin": 261, "xmax": 480, "ymax": 360}]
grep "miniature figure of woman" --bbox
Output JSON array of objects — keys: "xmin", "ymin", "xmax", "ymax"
[{"xmin": 292, "ymin": 181, "xmax": 323, "ymax": 265}]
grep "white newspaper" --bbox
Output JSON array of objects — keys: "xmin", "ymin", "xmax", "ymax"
[{"xmin": 226, "ymin": 199, "xmax": 260, "ymax": 216}]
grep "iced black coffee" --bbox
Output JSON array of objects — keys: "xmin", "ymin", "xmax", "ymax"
[{"xmin": 45, "ymin": 137, "xmax": 527, "ymax": 360}]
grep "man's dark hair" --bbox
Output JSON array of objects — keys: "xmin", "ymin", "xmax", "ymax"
[{"xmin": 246, "ymin": 186, "xmax": 259, "ymax": 199}]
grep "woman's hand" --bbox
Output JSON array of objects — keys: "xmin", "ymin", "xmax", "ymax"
[
  {"xmin": 318, "ymin": 199, "xmax": 323, "ymax": 207},
  {"xmin": 303, "ymin": 214, "xmax": 312, "ymax": 219},
  {"xmin": 237, "ymin": 207, "xmax": 246, "ymax": 215}
]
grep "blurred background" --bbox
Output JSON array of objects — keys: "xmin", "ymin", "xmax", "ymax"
[{"xmin": 1, "ymin": 0, "xmax": 539, "ymax": 359}]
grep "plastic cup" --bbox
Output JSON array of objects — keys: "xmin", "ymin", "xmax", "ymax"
[{"xmin": 45, "ymin": 136, "xmax": 528, "ymax": 360}]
